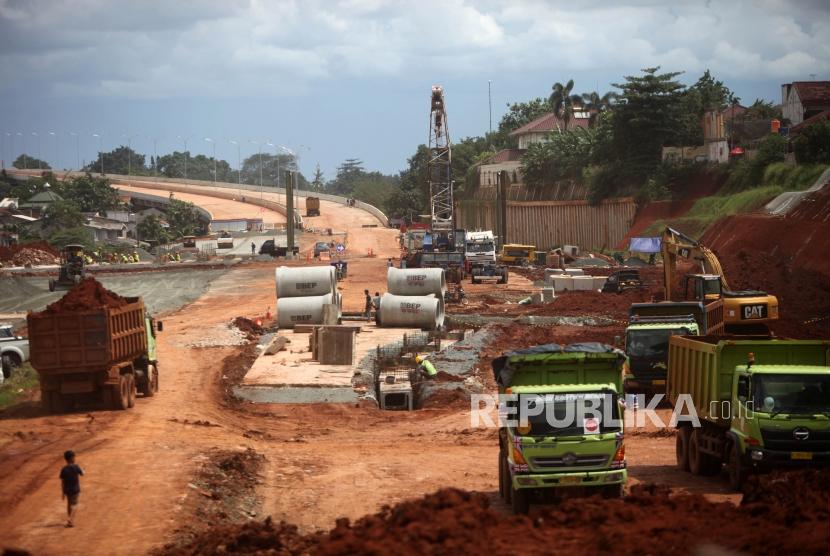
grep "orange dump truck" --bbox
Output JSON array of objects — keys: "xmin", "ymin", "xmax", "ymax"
[{"xmin": 28, "ymin": 282, "xmax": 161, "ymax": 413}]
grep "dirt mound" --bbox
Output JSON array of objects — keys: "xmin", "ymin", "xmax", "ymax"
[
  {"xmin": 0, "ymin": 241, "xmax": 60, "ymax": 267},
  {"xmin": 43, "ymin": 278, "xmax": 129, "ymax": 313},
  {"xmin": 618, "ymin": 199, "xmax": 695, "ymax": 248},
  {"xmin": 543, "ymin": 289, "xmax": 653, "ymax": 320},
  {"xmin": 702, "ymin": 214, "xmax": 830, "ymax": 338},
  {"xmin": 158, "ymin": 469, "xmax": 830, "ymax": 556}
]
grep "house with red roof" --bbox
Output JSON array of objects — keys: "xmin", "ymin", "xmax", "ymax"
[
  {"xmin": 478, "ymin": 110, "xmax": 591, "ymax": 188},
  {"xmin": 781, "ymin": 81, "xmax": 830, "ymax": 126}
]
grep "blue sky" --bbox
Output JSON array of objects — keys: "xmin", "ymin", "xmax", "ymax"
[{"xmin": 1, "ymin": 0, "xmax": 829, "ymax": 179}]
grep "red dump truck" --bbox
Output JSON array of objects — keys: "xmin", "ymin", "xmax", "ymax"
[{"xmin": 28, "ymin": 284, "xmax": 162, "ymax": 413}]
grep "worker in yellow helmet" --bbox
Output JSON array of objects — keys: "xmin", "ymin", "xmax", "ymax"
[{"xmin": 415, "ymin": 355, "xmax": 437, "ymax": 380}]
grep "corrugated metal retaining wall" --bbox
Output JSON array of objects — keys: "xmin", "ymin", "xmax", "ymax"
[{"xmin": 457, "ymin": 197, "xmax": 636, "ymax": 251}]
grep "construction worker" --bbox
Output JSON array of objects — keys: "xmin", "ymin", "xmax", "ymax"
[
  {"xmin": 415, "ymin": 355, "xmax": 437, "ymax": 379},
  {"xmin": 364, "ymin": 289, "xmax": 373, "ymax": 319},
  {"xmin": 251, "ymin": 242, "xmax": 256, "ymax": 255}
]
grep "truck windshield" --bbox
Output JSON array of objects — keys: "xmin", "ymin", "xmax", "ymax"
[
  {"xmin": 516, "ymin": 392, "xmax": 621, "ymax": 437},
  {"xmin": 753, "ymin": 374, "xmax": 830, "ymax": 414},
  {"xmin": 506, "ymin": 249, "xmax": 530, "ymax": 257},
  {"xmin": 466, "ymin": 242, "xmax": 494, "ymax": 253},
  {"xmin": 0, "ymin": 328, "xmax": 12, "ymax": 338},
  {"xmin": 627, "ymin": 328, "xmax": 692, "ymax": 358}
]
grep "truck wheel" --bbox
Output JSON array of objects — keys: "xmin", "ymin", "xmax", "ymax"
[
  {"xmin": 689, "ymin": 429, "xmax": 720, "ymax": 476},
  {"xmin": 49, "ymin": 279, "xmax": 55, "ymax": 292},
  {"xmin": 127, "ymin": 374, "xmax": 136, "ymax": 408},
  {"xmin": 500, "ymin": 270, "xmax": 509, "ymax": 284},
  {"xmin": 113, "ymin": 375, "xmax": 130, "ymax": 410},
  {"xmin": 511, "ymin": 486, "xmax": 530, "ymax": 515},
  {"xmin": 42, "ymin": 389, "xmax": 64, "ymax": 414},
  {"xmin": 728, "ymin": 442, "xmax": 747, "ymax": 491},
  {"xmin": 139, "ymin": 365, "xmax": 157, "ymax": 397},
  {"xmin": 676, "ymin": 427, "xmax": 692, "ymax": 471},
  {"xmin": 1, "ymin": 355, "xmax": 17, "ymax": 379}
]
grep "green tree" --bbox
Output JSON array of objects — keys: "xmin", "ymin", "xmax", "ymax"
[
  {"xmin": 13, "ymin": 154, "xmax": 50, "ymax": 170},
  {"xmin": 329, "ymin": 158, "xmax": 366, "ymax": 195},
  {"xmin": 55, "ymin": 174, "xmax": 120, "ymax": 212},
  {"xmin": 744, "ymin": 99, "xmax": 783, "ymax": 121},
  {"xmin": 580, "ymin": 91, "xmax": 617, "ymax": 127},
  {"xmin": 136, "ymin": 215, "xmax": 169, "ymax": 244},
  {"xmin": 387, "ymin": 145, "xmax": 430, "ymax": 220},
  {"xmin": 84, "ymin": 145, "xmax": 146, "ymax": 175},
  {"xmin": 793, "ymin": 120, "xmax": 830, "ymax": 164},
  {"xmin": 352, "ymin": 175, "xmax": 397, "ymax": 209},
  {"xmin": 521, "ymin": 128, "xmax": 596, "ymax": 188},
  {"xmin": 498, "ymin": 98, "xmax": 551, "ymax": 134},
  {"xmin": 166, "ymin": 198, "xmax": 202, "ymax": 238},
  {"xmin": 611, "ymin": 67, "xmax": 687, "ymax": 180},
  {"xmin": 46, "ymin": 226, "xmax": 94, "ymax": 250},
  {"xmin": 549, "ymin": 80, "xmax": 582, "ymax": 130},
  {"xmin": 40, "ymin": 200, "xmax": 85, "ymax": 233}
]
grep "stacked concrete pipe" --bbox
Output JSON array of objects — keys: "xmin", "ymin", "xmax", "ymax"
[
  {"xmin": 379, "ymin": 268, "xmax": 446, "ymax": 330},
  {"xmin": 275, "ymin": 266, "xmax": 342, "ymax": 328}
]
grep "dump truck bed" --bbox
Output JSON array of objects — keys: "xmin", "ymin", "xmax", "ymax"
[
  {"xmin": 630, "ymin": 301, "xmax": 724, "ymax": 335},
  {"xmin": 667, "ymin": 335, "xmax": 830, "ymax": 423},
  {"xmin": 28, "ymin": 297, "xmax": 147, "ymax": 374}
]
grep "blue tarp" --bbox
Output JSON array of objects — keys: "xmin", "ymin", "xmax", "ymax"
[{"xmin": 629, "ymin": 237, "xmax": 662, "ymax": 253}]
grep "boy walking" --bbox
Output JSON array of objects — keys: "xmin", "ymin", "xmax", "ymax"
[{"xmin": 60, "ymin": 450, "xmax": 84, "ymax": 527}]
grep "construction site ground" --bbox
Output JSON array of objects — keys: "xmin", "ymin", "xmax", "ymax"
[{"xmin": 1, "ymin": 176, "xmax": 827, "ymax": 555}]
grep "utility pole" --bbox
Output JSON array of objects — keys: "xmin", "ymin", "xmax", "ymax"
[
  {"xmin": 70, "ymin": 132, "xmax": 80, "ymax": 171},
  {"xmin": 488, "ymin": 80, "xmax": 492, "ymax": 137},
  {"xmin": 93, "ymin": 133, "xmax": 104, "ymax": 174},
  {"xmin": 286, "ymin": 170, "xmax": 295, "ymax": 255},
  {"xmin": 205, "ymin": 137, "xmax": 217, "ymax": 184}
]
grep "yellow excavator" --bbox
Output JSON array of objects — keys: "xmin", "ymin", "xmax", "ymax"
[{"xmin": 662, "ymin": 227, "xmax": 779, "ymax": 333}]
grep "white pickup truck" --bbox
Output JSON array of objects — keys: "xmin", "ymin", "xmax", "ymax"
[{"xmin": 1, "ymin": 324, "xmax": 29, "ymax": 381}]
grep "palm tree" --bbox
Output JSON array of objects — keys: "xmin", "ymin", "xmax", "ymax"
[
  {"xmin": 549, "ymin": 80, "xmax": 582, "ymax": 131},
  {"xmin": 581, "ymin": 91, "xmax": 618, "ymax": 127}
]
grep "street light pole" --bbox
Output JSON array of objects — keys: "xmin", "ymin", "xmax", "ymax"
[
  {"xmin": 229, "ymin": 140, "xmax": 241, "ymax": 185},
  {"xmin": 70, "ymin": 132, "xmax": 80, "ymax": 171},
  {"xmin": 17, "ymin": 133, "xmax": 26, "ymax": 170},
  {"xmin": 49, "ymin": 131, "xmax": 59, "ymax": 171},
  {"xmin": 204, "ymin": 137, "xmax": 217, "ymax": 184},
  {"xmin": 32, "ymin": 132, "xmax": 41, "ymax": 170},
  {"xmin": 177, "ymin": 135, "xmax": 190, "ymax": 179},
  {"xmin": 93, "ymin": 133, "xmax": 103, "ymax": 174}
]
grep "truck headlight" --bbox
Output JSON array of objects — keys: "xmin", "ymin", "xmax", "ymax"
[
  {"xmin": 751, "ymin": 450, "xmax": 764, "ymax": 461},
  {"xmin": 604, "ymin": 472, "xmax": 624, "ymax": 483}
]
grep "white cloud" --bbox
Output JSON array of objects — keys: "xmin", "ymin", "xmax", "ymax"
[{"xmin": 0, "ymin": 0, "xmax": 828, "ymax": 99}]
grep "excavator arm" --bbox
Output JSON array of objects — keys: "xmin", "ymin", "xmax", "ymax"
[{"xmin": 661, "ymin": 226, "xmax": 778, "ymax": 330}]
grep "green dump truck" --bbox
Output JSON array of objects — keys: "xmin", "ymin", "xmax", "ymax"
[
  {"xmin": 669, "ymin": 336, "xmax": 830, "ymax": 490},
  {"xmin": 623, "ymin": 301, "xmax": 725, "ymax": 394},
  {"xmin": 494, "ymin": 343, "xmax": 627, "ymax": 514}
]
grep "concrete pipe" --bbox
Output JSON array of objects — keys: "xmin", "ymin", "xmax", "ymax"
[
  {"xmin": 387, "ymin": 267, "xmax": 446, "ymax": 297},
  {"xmin": 276, "ymin": 266, "xmax": 336, "ymax": 298},
  {"xmin": 377, "ymin": 293, "xmax": 444, "ymax": 330},
  {"xmin": 277, "ymin": 293, "xmax": 340, "ymax": 328}
]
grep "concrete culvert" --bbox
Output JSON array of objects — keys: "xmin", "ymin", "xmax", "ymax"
[
  {"xmin": 387, "ymin": 267, "xmax": 446, "ymax": 297},
  {"xmin": 377, "ymin": 293, "xmax": 444, "ymax": 330},
  {"xmin": 275, "ymin": 266, "xmax": 336, "ymax": 298},
  {"xmin": 277, "ymin": 293, "xmax": 341, "ymax": 328}
]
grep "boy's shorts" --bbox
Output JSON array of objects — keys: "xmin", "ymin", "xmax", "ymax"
[{"xmin": 66, "ymin": 493, "xmax": 80, "ymax": 506}]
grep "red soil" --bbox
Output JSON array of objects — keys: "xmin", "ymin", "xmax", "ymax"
[
  {"xmin": 158, "ymin": 469, "xmax": 830, "ymax": 556},
  {"xmin": 618, "ymin": 199, "xmax": 695, "ymax": 248},
  {"xmin": 702, "ymin": 214, "xmax": 830, "ymax": 338},
  {"xmin": 0, "ymin": 241, "xmax": 59, "ymax": 261},
  {"xmin": 44, "ymin": 278, "xmax": 129, "ymax": 313}
]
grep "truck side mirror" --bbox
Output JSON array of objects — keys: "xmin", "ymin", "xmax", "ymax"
[
  {"xmin": 737, "ymin": 376, "xmax": 749, "ymax": 402},
  {"xmin": 156, "ymin": 321, "xmax": 164, "ymax": 332}
]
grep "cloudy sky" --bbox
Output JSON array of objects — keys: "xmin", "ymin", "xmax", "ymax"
[{"xmin": 1, "ymin": 0, "xmax": 828, "ymax": 178}]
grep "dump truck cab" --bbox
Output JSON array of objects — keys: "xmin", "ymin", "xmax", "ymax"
[
  {"xmin": 624, "ymin": 315, "xmax": 699, "ymax": 393},
  {"xmin": 668, "ymin": 336, "xmax": 830, "ymax": 490},
  {"xmin": 494, "ymin": 344, "xmax": 627, "ymax": 513}
]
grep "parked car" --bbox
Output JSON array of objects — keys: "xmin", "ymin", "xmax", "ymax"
[
  {"xmin": 259, "ymin": 240, "xmax": 299, "ymax": 257},
  {"xmin": 1, "ymin": 324, "xmax": 29, "ymax": 380},
  {"xmin": 314, "ymin": 241, "xmax": 331, "ymax": 258}
]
